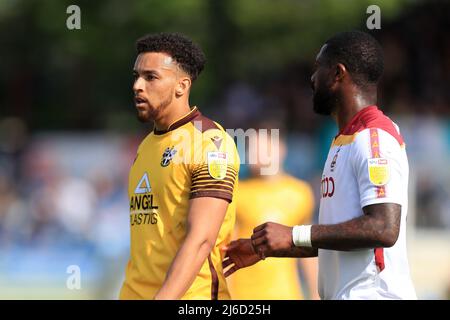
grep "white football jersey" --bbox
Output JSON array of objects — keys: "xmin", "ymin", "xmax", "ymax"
[{"xmin": 318, "ymin": 106, "xmax": 417, "ymax": 300}]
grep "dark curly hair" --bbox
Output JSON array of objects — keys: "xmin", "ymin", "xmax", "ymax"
[
  {"xmin": 136, "ymin": 32, "xmax": 206, "ymax": 82},
  {"xmin": 322, "ymin": 31, "xmax": 384, "ymax": 86}
]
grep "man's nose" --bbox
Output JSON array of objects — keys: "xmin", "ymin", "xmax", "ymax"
[{"xmin": 133, "ymin": 76, "xmax": 144, "ymax": 93}]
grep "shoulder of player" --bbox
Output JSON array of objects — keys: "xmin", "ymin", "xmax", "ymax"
[
  {"xmin": 336, "ymin": 107, "xmax": 404, "ymax": 147},
  {"xmin": 189, "ymin": 114, "xmax": 237, "ymax": 147},
  {"xmin": 357, "ymin": 109, "xmax": 404, "ymax": 146},
  {"xmin": 354, "ymin": 126, "xmax": 404, "ymax": 148},
  {"xmin": 190, "ymin": 111, "xmax": 223, "ymax": 134},
  {"xmin": 277, "ymin": 173, "xmax": 310, "ymax": 189},
  {"xmin": 349, "ymin": 128, "xmax": 405, "ymax": 165}
]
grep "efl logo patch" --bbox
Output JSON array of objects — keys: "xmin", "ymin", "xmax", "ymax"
[
  {"xmin": 207, "ymin": 152, "xmax": 228, "ymax": 180},
  {"xmin": 368, "ymin": 158, "xmax": 390, "ymax": 186},
  {"xmin": 161, "ymin": 146, "xmax": 177, "ymax": 167}
]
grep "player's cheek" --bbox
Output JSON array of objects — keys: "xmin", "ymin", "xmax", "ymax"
[{"xmin": 145, "ymin": 84, "xmax": 157, "ymax": 102}]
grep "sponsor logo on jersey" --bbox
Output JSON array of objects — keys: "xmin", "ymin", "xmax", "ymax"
[
  {"xmin": 207, "ymin": 152, "xmax": 228, "ymax": 180},
  {"xmin": 161, "ymin": 146, "xmax": 177, "ymax": 167},
  {"xmin": 130, "ymin": 211, "xmax": 158, "ymax": 226},
  {"xmin": 131, "ymin": 172, "xmax": 159, "ymax": 225},
  {"xmin": 368, "ymin": 158, "xmax": 390, "ymax": 186},
  {"xmin": 321, "ymin": 175, "xmax": 335, "ymax": 198},
  {"xmin": 134, "ymin": 172, "xmax": 151, "ymax": 194}
]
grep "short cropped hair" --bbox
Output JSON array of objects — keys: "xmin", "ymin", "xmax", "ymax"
[
  {"xmin": 136, "ymin": 32, "xmax": 206, "ymax": 81},
  {"xmin": 322, "ymin": 31, "xmax": 384, "ymax": 86}
]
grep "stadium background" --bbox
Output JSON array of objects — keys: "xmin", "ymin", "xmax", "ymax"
[{"xmin": 0, "ymin": 0, "xmax": 449, "ymax": 299}]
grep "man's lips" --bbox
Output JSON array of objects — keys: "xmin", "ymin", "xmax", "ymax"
[{"xmin": 134, "ymin": 97, "xmax": 148, "ymax": 107}]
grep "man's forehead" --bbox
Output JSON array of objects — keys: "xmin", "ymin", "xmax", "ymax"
[
  {"xmin": 134, "ymin": 52, "xmax": 176, "ymax": 71},
  {"xmin": 315, "ymin": 44, "xmax": 328, "ymax": 62}
]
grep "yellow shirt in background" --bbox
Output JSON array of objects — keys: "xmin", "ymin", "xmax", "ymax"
[{"xmin": 227, "ymin": 174, "xmax": 314, "ymax": 300}]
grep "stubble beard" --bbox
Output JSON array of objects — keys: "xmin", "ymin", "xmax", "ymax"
[
  {"xmin": 137, "ymin": 94, "xmax": 173, "ymax": 123},
  {"xmin": 312, "ymin": 86, "xmax": 337, "ymax": 116}
]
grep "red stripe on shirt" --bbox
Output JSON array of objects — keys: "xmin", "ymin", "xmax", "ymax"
[
  {"xmin": 374, "ymin": 247, "xmax": 385, "ymax": 272},
  {"xmin": 369, "ymin": 128, "xmax": 386, "ymax": 199}
]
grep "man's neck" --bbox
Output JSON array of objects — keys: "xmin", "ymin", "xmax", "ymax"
[
  {"xmin": 334, "ymin": 87, "xmax": 377, "ymax": 132},
  {"xmin": 154, "ymin": 102, "xmax": 192, "ymax": 131}
]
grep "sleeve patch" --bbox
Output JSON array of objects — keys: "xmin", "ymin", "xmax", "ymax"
[
  {"xmin": 207, "ymin": 152, "xmax": 228, "ymax": 180},
  {"xmin": 367, "ymin": 158, "xmax": 390, "ymax": 186}
]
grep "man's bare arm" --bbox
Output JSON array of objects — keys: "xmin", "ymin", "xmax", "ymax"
[
  {"xmin": 269, "ymin": 246, "xmax": 318, "ymax": 258},
  {"xmin": 154, "ymin": 197, "xmax": 228, "ymax": 300},
  {"xmin": 223, "ymin": 203, "xmax": 400, "ymax": 277},
  {"xmin": 251, "ymin": 203, "xmax": 401, "ymax": 257},
  {"xmin": 311, "ymin": 203, "xmax": 401, "ymax": 250}
]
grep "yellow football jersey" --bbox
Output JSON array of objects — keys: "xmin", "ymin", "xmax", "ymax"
[
  {"xmin": 227, "ymin": 174, "xmax": 314, "ymax": 300},
  {"xmin": 120, "ymin": 107, "xmax": 240, "ymax": 300}
]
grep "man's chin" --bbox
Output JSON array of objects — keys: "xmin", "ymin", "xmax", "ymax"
[
  {"xmin": 136, "ymin": 110, "xmax": 155, "ymax": 123},
  {"xmin": 313, "ymin": 96, "xmax": 335, "ymax": 115}
]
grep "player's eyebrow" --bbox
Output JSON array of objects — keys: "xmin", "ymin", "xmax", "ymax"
[{"xmin": 133, "ymin": 69, "xmax": 160, "ymax": 77}]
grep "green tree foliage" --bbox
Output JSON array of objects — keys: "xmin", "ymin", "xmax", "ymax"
[{"xmin": 0, "ymin": 0, "xmax": 409, "ymax": 131}]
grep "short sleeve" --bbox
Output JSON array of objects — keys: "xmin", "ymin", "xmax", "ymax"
[
  {"xmin": 189, "ymin": 129, "xmax": 240, "ymax": 202},
  {"xmin": 351, "ymin": 128, "xmax": 406, "ymax": 208}
]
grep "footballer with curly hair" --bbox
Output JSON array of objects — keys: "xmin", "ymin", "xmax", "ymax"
[{"xmin": 119, "ymin": 33, "xmax": 240, "ymax": 300}]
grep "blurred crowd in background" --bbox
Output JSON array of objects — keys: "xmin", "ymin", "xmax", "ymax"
[{"xmin": 0, "ymin": 0, "xmax": 449, "ymax": 299}]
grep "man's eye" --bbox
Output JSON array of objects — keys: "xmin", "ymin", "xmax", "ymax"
[{"xmin": 145, "ymin": 75, "xmax": 155, "ymax": 81}]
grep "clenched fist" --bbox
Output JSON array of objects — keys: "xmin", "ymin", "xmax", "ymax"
[{"xmin": 250, "ymin": 222, "xmax": 294, "ymax": 258}]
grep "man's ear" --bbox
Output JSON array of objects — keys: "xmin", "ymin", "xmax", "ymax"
[
  {"xmin": 175, "ymin": 77, "xmax": 192, "ymax": 97},
  {"xmin": 335, "ymin": 63, "xmax": 347, "ymax": 82}
]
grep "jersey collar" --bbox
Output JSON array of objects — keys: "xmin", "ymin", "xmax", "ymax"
[
  {"xmin": 337, "ymin": 105, "xmax": 380, "ymax": 137},
  {"xmin": 153, "ymin": 107, "xmax": 200, "ymax": 135}
]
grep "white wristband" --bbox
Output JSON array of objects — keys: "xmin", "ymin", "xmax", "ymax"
[{"xmin": 292, "ymin": 225, "xmax": 312, "ymax": 247}]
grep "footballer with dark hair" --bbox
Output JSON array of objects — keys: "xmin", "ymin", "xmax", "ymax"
[
  {"xmin": 223, "ymin": 31, "xmax": 417, "ymax": 300},
  {"xmin": 120, "ymin": 33, "xmax": 240, "ymax": 300}
]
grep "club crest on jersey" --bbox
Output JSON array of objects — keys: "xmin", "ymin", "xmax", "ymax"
[
  {"xmin": 207, "ymin": 152, "xmax": 228, "ymax": 180},
  {"xmin": 368, "ymin": 158, "xmax": 390, "ymax": 186},
  {"xmin": 330, "ymin": 147, "xmax": 341, "ymax": 172},
  {"xmin": 161, "ymin": 146, "xmax": 177, "ymax": 167}
]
